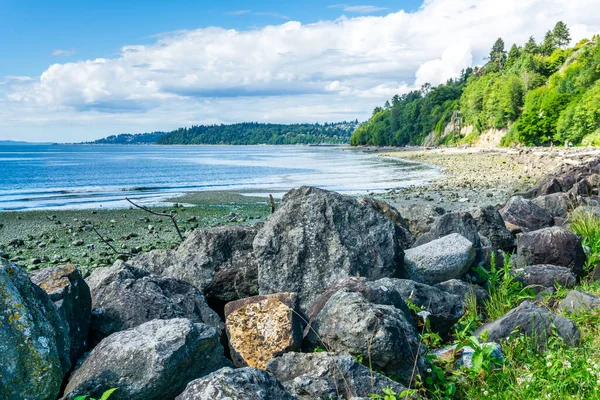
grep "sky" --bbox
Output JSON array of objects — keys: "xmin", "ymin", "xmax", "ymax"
[{"xmin": 1, "ymin": 0, "xmax": 600, "ymax": 142}]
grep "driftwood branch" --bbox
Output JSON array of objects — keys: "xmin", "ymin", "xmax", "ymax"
[
  {"xmin": 269, "ymin": 194, "xmax": 276, "ymax": 214},
  {"xmin": 126, "ymin": 197, "xmax": 184, "ymax": 241},
  {"xmin": 91, "ymin": 225, "xmax": 134, "ymax": 257}
]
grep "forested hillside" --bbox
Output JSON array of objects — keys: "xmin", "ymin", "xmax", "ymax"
[
  {"xmin": 155, "ymin": 121, "xmax": 358, "ymax": 145},
  {"xmin": 351, "ymin": 22, "xmax": 600, "ymax": 147},
  {"xmin": 85, "ymin": 132, "xmax": 164, "ymax": 144}
]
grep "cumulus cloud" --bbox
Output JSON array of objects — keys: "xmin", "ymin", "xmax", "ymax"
[
  {"xmin": 51, "ymin": 49, "xmax": 76, "ymax": 56},
  {"xmin": 328, "ymin": 4, "xmax": 387, "ymax": 13},
  {"xmin": 3, "ymin": 0, "xmax": 600, "ymax": 141}
]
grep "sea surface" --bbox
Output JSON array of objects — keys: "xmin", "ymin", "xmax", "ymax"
[{"xmin": 0, "ymin": 144, "xmax": 441, "ymax": 211}]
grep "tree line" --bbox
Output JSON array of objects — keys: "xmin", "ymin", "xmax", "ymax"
[{"xmin": 352, "ymin": 22, "xmax": 600, "ymax": 147}]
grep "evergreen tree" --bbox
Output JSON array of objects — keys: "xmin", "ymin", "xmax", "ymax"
[
  {"xmin": 506, "ymin": 44, "xmax": 521, "ymax": 67},
  {"xmin": 524, "ymin": 36, "xmax": 539, "ymax": 54},
  {"xmin": 488, "ymin": 38, "xmax": 507, "ymax": 71},
  {"xmin": 553, "ymin": 21, "xmax": 571, "ymax": 48},
  {"xmin": 540, "ymin": 30, "xmax": 557, "ymax": 56}
]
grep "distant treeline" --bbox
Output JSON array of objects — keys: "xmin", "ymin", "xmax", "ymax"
[{"xmin": 86, "ymin": 121, "xmax": 359, "ymax": 145}]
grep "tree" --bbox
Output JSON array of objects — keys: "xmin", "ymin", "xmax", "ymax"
[
  {"xmin": 553, "ymin": 21, "xmax": 571, "ymax": 48},
  {"xmin": 506, "ymin": 44, "xmax": 521, "ymax": 68},
  {"xmin": 524, "ymin": 36, "xmax": 539, "ymax": 55},
  {"xmin": 421, "ymin": 83, "xmax": 432, "ymax": 95},
  {"xmin": 488, "ymin": 38, "xmax": 507, "ymax": 72},
  {"xmin": 540, "ymin": 30, "xmax": 557, "ymax": 56}
]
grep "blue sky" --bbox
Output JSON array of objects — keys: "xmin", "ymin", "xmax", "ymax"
[{"xmin": 0, "ymin": 0, "xmax": 599, "ymax": 142}]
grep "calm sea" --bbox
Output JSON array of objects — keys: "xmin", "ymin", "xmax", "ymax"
[{"xmin": 0, "ymin": 144, "xmax": 440, "ymax": 211}]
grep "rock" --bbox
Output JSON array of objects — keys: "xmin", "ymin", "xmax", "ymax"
[
  {"xmin": 413, "ymin": 211, "xmax": 479, "ymax": 247},
  {"xmin": 499, "ymin": 196, "xmax": 554, "ymax": 233},
  {"xmin": 0, "ymin": 259, "xmax": 70, "ymax": 400},
  {"xmin": 303, "ymin": 290, "xmax": 424, "ymax": 384},
  {"xmin": 86, "ymin": 261, "xmax": 222, "ymax": 343},
  {"xmin": 474, "ymin": 301, "xmax": 579, "ymax": 346},
  {"xmin": 434, "ymin": 279, "xmax": 489, "ymax": 307},
  {"xmin": 515, "ymin": 227, "xmax": 586, "ymax": 277},
  {"xmin": 559, "ymin": 290, "xmax": 600, "ymax": 314},
  {"xmin": 532, "ymin": 193, "xmax": 571, "ymax": 218},
  {"xmin": 64, "ymin": 319, "xmax": 230, "ymax": 400},
  {"xmin": 72, "ymin": 239, "xmax": 84, "ymax": 246},
  {"xmin": 470, "ymin": 206, "xmax": 515, "ymax": 252},
  {"xmin": 376, "ymin": 278, "xmax": 465, "ymax": 337},
  {"xmin": 404, "ymin": 233, "xmax": 475, "ymax": 285},
  {"xmin": 538, "ymin": 176, "xmax": 563, "ymax": 195},
  {"xmin": 569, "ymin": 179, "xmax": 592, "ymax": 196},
  {"xmin": 176, "ymin": 367, "xmax": 295, "ymax": 400},
  {"xmin": 30, "ymin": 264, "xmax": 91, "ymax": 365},
  {"xmin": 512, "ymin": 265, "xmax": 576, "ymax": 293},
  {"xmin": 225, "ymin": 292, "xmax": 303, "ymax": 370},
  {"xmin": 357, "ymin": 197, "xmax": 415, "ymax": 248},
  {"xmin": 394, "ymin": 204, "xmax": 445, "ymax": 238},
  {"xmin": 254, "ymin": 187, "xmax": 403, "ymax": 313},
  {"xmin": 131, "ymin": 225, "xmax": 258, "ymax": 302},
  {"xmin": 267, "ymin": 352, "xmax": 411, "ymax": 400},
  {"xmin": 306, "ymin": 276, "xmax": 411, "ymax": 321}
]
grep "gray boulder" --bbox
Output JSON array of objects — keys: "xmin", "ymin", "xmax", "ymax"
[
  {"xmin": 404, "ymin": 233, "xmax": 475, "ymax": 285},
  {"xmin": 470, "ymin": 206, "xmax": 515, "ymax": 252},
  {"xmin": 357, "ymin": 197, "xmax": 415, "ymax": 248},
  {"xmin": 267, "ymin": 352, "xmax": 411, "ymax": 400},
  {"xmin": 176, "ymin": 367, "xmax": 295, "ymax": 400},
  {"xmin": 394, "ymin": 204, "xmax": 445, "ymax": 238},
  {"xmin": 131, "ymin": 225, "xmax": 258, "ymax": 301},
  {"xmin": 532, "ymin": 193, "xmax": 571, "ymax": 218},
  {"xmin": 430, "ymin": 342, "xmax": 503, "ymax": 369},
  {"xmin": 512, "ymin": 265, "xmax": 576, "ymax": 293},
  {"xmin": 559, "ymin": 290, "xmax": 600, "ymax": 314},
  {"xmin": 87, "ymin": 261, "xmax": 222, "ymax": 343},
  {"xmin": 63, "ymin": 319, "xmax": 230, "ymax": 400},
  {"xmin": 254, "ymin": 187, "xmax": 403, "ymax": 312},
  {"xmin": 303, "ymin": 290, "xmax": 424, "ymax": 385},
  {"xmin": 0, "ymin": 259, "xmax": 71, "ymax": 400},
  {"xmin": 515, "ymin": 227, "xmax": 586, "ymax": 277},
  {"xmin": 474, "ymin": 301, "xmax": 579, "ymax": 346},
  {"xmin": 30, "ymin": 264, "xmax": 91, "ymax": 365},
  {"xmin": 377, "ymin": 278, "xmax": 465, "ymax": 337},
  {"xmin": 434, "ymin": 279, "xmax": 488, "ymax": 307},
  {"xmin": 413, "ymin": 211, "xmax": 479, "ymax": 247},
  {"xmin": 500, "ymin": 196, "xmax": 554, "ymax": 233}
]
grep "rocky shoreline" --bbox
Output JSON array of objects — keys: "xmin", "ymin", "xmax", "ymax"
[{"xmin": 3, "ymin": 150, "xmax": 600, "ymax": 399}]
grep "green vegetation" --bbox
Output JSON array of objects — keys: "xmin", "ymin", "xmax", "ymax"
[
  {"xmin": 75, "ymin": 388, "xmax": 117, "ymax": 400},
  {"xmin": 352, "ymin": 22, "xmax": 600, "ymax": 148},
  {"xmin": 84, "ymin": 132, "xmax": 163, "ymax": 145},
  {"xmin": 155, "ymin": 121, "xmax": 359, "ymax": 145}
]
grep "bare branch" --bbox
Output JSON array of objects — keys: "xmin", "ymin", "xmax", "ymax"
[
  {"xmin": 90, "ymin": 225, "xmax": 134, "ymax": 257},
  {"xmin": 125, "ymin": 197, "xmax": 184, "ymax": 241}
]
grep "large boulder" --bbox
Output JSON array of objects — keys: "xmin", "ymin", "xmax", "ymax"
[
  {"xmin": 176, "ymin": 367, "xmax": 295, "ymax": 400},
  {"xmin": 474, "ymin": 301, "xmax": 580, "ymax": 346},
  {"xmin": 225, "ymin": 292, "xmax": 303, "ymax": 369},
  {"xmin": 131, "ymin": 225, "xmax": 258, "ymax": 301},
  {"xmin": 559, "ymin": 290, "xmax": 600, "ymax": 314},
  {"xmin": 470, "ymin": 206, "xmax": 515, "ymax": 252},
  {"xmin": 306, "ymin": 276, "xmax": 411, "ymax": 321},
  {"xmin": 512, "ymin": 265, "xmax": 576, "ymax": 294},
  {"xmin": 0, "ymin": 259, "xmax": 71, "ymax": 400},
  {"xmin": 377, "ymin": 278, "xmax": 465, "ymax": 337},
  {"xmin": 357, "ymin": 197, "xmax": 415, "ymax": 248},
  {"xmin": 394, "ymin": 204, "xmax": 445, "ymax": 238},
  {"xmin": 434, "ymin": 279, "xmax": 489, "ymax": 308},
  {"xmin": 532, "ymin": 193, "xmax": 571, "ymax": 218},
  {"xmin": 63, "ymin": 319, "xmax": 230, "ymax": 400},
  {"xmin": 499, "ymin": 196, "xmax": 554, "ymax": 233},
  {"xmin": 87, "ymin": 261, "xmax": 222, "ymax": 343},
  {"xmin": 413, "ymin": 211, "xmax": 479, "ymax": 247},
  {"xmin": 404, "ymin": 233, "xmax": 475, "ymax": 285},
  {"xmin": 254, "ymin": 187, "xmax": 403, "ymax": 312},
  {"xmin": 267, "ymin": 352, "xmax": 412, "ymax": 400},
  {"xmin": 303, "ymin": 290, "xmax": 424, "ymax": 385},
  {"xmin": 515, "ymin": 227, "xmax": 586, "ymax": 277},
  {"xmin": 30, "ymin": 264, "xmax": 91, "ymax": 365}
]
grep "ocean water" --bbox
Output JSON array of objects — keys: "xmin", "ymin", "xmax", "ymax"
[{"xmin": 0, "ymin": 144, "xmax": 440, "ymax": 211}]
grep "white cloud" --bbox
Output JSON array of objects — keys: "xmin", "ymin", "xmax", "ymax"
[
  {"xmin": 329, "ymin": 4, "xmax": 387, "ymax": 13},
  {"xmin": 226, "ymin": 10, "xmax": 251, "ymax": 16},
  {"xmin": 51, "ymin": 49, "xmax": 76, "ymax": 56},
  {"xmin": 3, "ymin": 0, "xmax": 600, "ymax": 141}
]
